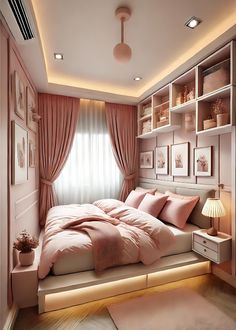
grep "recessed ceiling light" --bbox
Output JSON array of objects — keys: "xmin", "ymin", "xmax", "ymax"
[
  {"xmin": 185, "ymin": 16, "xmax": 201, "ymax": 29},
  {"xmin": 54, "ymin": 53, "xmax": 63, "ymax": 60},
  {"xmin": 134, "ymin": 77, "xmax": 142, "ymax": 81}
]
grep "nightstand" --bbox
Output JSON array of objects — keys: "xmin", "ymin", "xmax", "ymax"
[{"xmin": 192, "ymin": 229, "xmax": 231, "ymax": 264}]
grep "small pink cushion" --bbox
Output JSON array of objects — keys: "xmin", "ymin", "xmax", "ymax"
[
  {"xmin": 159, "ymin": 196, "xmax": 199, "ymax": 229},
  {"xmin": 138, "ymin": 194, "xmax": 168, "ymax": 217},
  {"xmin": 125, "ymin": 190, "xmax": 146, "ymax": 208}
]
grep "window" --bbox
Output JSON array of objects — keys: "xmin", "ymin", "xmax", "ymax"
[{"xmin": 54, "ymin": 99, "xmax": 122, "ymax": 204}]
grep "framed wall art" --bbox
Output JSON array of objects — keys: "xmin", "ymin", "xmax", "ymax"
[
  {"xmin": 194, "ymin": 146, "xmax": 212, "ymax": 176},
  {"xmin": 155, "ymin": 146, "xmax": 169, "ymax": 175},
  {"xmin": 140, "ymin": 151, "xmax": 153, "ymax": 169},
  {"xmin": 12, "ymin": 121, "xmax": 28, "ymax": 184},
  {"xmin": 27, "ymin": 86, "xmax": 37, "ymax": 132},
  {"xmin": 14, "ymin": 71, "xmax": 25, "ymax": 120},
  {"xmin": 28, "ymin": 139, "xmax": 36, "ymax": 168},
  {"xmin": 171, "ymin": 142, "xmax": 189, "ymax": 176}
]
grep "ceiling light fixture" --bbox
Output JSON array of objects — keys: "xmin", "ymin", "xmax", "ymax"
[
  {"xmin": 185, "ymin": 16, "xmax": 201, "ymax": 29},
  {"xmin": 113, "ymin": 7, "xmax": 132, "ymax": 63},
  {"xmin": 134, "ymin": 77, "xmax": 142, "ymax": 81},
  {"xmin": 54, "ymin": 53, "xmax": 63, "ymax": 60}
]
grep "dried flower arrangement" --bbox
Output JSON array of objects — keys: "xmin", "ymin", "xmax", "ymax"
[{"xmin": 13, "ymin": 230, "xmax": 39, "ymax": 253}]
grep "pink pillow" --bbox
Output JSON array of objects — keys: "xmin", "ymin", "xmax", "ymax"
[
  {"xmin": 138, "ymin": 193, "xmax": 168, "ymax": 217},
  {"xmin": 165, "ymin": 191, "xmax": 199, "ymax": 201},
  {"xmin": 125, "ymin": 190, "xmax": 146, "ymax": 208},
  {"xmin": 135, "ymin": 187, "xmax": 156, "ymax": 195},
  {"xmin": 158, "ymin": 196, "xmax": 199, "ymax": 229}
]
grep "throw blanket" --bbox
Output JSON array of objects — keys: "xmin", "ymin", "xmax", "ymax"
[
  {"xmin": 61, "ymin": 217, "xmax": 123, "ymax": 272},
  {"xmin": 38, "ymin": 201, "xmax": 175, "ymax": 279}
]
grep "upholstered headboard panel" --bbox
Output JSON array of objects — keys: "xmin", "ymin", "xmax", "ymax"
[{"xmin": 139, "ymin": 181, "xmax": 216, "ymax": 229}]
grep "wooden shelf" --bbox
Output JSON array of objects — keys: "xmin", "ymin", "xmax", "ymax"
[
  {"xmin": 171, "ymin": 99, "xmax": 196, "ymax": 113},
  {"xmin": 197, "ymin": 85, "xmax": 231, "ymax": 102},
  {"xmin": 139, "ymin": 113, "xmax": 152, "ymax": 122},
  {"xmin": 196, "ymin": 124, "xmax": 232, "ymax": 136},
  {"xmin": 154, "ymin": 100, "xmax": 169, "ymax": 109}
]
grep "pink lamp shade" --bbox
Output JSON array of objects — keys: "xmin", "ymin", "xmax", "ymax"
[{"xmin": 113, "ymin": 43, "xmax": 132, "ymax": 62}]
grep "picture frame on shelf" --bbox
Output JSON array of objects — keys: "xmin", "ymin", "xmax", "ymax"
[
  {"xmin": 14, "ymin": 71, "xmax": 25, "ymax": 120},
  {"xmin": 27, "ymin": 86, "xmax": 37, "ymax": 132},
  {"xmin": 140, "ymin": 151, "xmax": 153, "ymax": 169},
  {"xmin": 155, "ymin": 146, "xmax": 169, "ymax": 175},
  {"xmin": 194, "ymin": 146, "xmax": 212, "ymax": 176},
  {"xmin": 171, "ymin": 142, "xmax": 189, "ymax": 176},
  {"xmin": 28, "ymin": 139, "xmax": 36, "ymax": 168},
  {"xmin": 12, "ymin": 121, "xmax": 28, "ymax": 184}
]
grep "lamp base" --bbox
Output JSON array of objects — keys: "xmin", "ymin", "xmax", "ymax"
[{"xmin": 207, "ymin": 227, "xmax": 218, "ymax": 236}]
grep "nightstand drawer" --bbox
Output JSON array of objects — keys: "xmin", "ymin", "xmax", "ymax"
[
  {"xmin": 194, "ymin": 234, "xmax": 217, "ymax": 252},
  {"xmin": 193, "ymin": 242, "xmax": 218, "ymax": 262}
]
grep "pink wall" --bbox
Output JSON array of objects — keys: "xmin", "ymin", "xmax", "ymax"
[{"xmin": 0, "ymin": 16, "xmax": 39, "ymax": 329}]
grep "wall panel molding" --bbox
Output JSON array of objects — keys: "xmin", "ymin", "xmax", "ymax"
[{"xmin": 15, "ymin": 190, "xmax": 39, "ymax": 219}]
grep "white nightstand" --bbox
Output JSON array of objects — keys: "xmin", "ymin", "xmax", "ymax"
[{"xmin": 192, "ymin": 229, "xmax": 231, "ymax": 264}]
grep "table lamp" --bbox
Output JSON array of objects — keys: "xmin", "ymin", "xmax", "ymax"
[{"xmin": 201, "ymin": 198, "xmax": 226, "ymax": 236}]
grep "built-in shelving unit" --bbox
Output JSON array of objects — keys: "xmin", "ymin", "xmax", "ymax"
[{"xmin": 137, "ymin": 40, "xmax": 236, "ymax": 139}]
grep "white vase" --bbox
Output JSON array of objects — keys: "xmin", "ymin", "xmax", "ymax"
[{"xmin": 19, "ymin": 250, "xmax": 35, "ymax": 266}]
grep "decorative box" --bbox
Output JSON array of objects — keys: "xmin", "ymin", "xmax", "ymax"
[
  {"xmin": 203, "ymin": 119, "xmax": 216, "ymax": 130},
  {"xmin": 203, "ymin": 59, "xmax": 230, "ymax": 95}
]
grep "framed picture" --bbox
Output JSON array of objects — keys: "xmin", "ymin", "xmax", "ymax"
[
  {"xmin": 194, "ymin": 146, "xmax": 212, "ymax": 176},
  {"xmin": 155, "ymin": 146, "xmax": 169, "ymax": 175},
  {"xmin": 28, "ymin": 139, "xmax": 36, "ymax": 168},
  {"xmin": 12, "ymin": 121, "xmax": 28, "ymax": 184},
  {"xmin": 171, "ymin": 142, "xmax": 189, "ymax": 176},
  {"xmin": 140, "ymin": 151, "xmax": 153, "ymax": 169},
  {"xmin": 14, "ymin": 71, "xmax": 25, "ymax": 120},
  {"xmin": 27, "ymin": 86, "xmax": 37, "ymax": 132}
]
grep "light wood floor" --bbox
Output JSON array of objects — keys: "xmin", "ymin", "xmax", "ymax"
[{"xmin": 14, "ymin": 274, "xmax": 236, "ymax": 330}]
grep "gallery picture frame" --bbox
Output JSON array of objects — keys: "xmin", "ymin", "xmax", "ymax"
[
  {"xmin": 140, "ymin": 151, "xmax": 154, "ymax": 169},
  {"xmin": 13, "ymin": 71, "xmax": 25, "ymax": 120},
  {"xmin": 171, "ymin": 142, "xmax": 189, "ymax": 176},
  {"xmin": 155, "ymin": 145, "xmax": 169, "ymax": 175},
  {"xmin": 26, "ymin": 86, "xmax": 37, "ymax": 133},
  {"xmin": 12, "ymin": 121, "xmax": 28, "ymax": 184},
  {"xmin": 194, "ymin": 146, "xmax": 213, "ymax": 176}
]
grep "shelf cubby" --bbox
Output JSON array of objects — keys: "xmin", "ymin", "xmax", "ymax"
[
  {"xmin": 138, "ymin": 97, "xmax": 152, "ymax": 137},
  {"xmin": 171, "ymin": 68, "xmax": 196, "ymax": 109},
  {"xmin": 197, "ymin": 43, "xmax": 231, "ymax": 98}
]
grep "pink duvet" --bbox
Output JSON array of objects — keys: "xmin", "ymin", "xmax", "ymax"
[{"xmin": 38, "ymin": 200, "xmax": 175, "ymax": 279}]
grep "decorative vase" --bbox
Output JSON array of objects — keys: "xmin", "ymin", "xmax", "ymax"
[
  {"xmin": 216, "ymin": 113, "xmax": 229, "ymax": 126},
  {"xmin": 19, "ymin": 250, "xmax": 35, "ymax": 266}
]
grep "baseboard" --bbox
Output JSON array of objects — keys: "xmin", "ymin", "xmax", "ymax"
[
  {"xmin": 3, "ymin": 304, "xmax": 18, "ymax": 330},
  {"xmin": 212, "ymin": 265, "xmax": 236, "ymax": 288}
]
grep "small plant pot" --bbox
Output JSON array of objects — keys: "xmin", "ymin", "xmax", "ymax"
[
  {"xmin": 19, "ymin": 250, "xmax": 35, "ymax": 266},
  {"xmin": 216, "ymin": 113, "xmax": 229, "ymax": 126}
]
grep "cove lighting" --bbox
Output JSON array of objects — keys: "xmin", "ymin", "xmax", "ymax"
[
  {"xmin": 54, "ymin": 53, "xmax": 63, "ymax": 60},
  {"xmin": 185, "ymin": 16, "xmax": 201, "ymax": 29},
  {"xmin": 134, "ymin": 77, "xmax": 142, "ymax": 81}
]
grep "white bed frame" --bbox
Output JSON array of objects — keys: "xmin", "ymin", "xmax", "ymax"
[{"xmin": 12, "ymin": 181, "xmax": 216, "ymax": 313}]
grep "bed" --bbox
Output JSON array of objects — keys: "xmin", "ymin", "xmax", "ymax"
[{"xmin": 37, "ymin": 183, "xmax": 215, "ymax": 313}]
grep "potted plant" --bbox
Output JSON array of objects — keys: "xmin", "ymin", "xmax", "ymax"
[{"xmin": 13, "ymin": 230, "xmax": 39, "ymax": 266}]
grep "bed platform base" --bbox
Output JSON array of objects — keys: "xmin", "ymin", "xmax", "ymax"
[{"xmin": 38, "ymin": 252, "xmax": 210, "ymax": 313}]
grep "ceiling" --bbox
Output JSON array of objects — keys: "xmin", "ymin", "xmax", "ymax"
[{"xmin": 2, "ymin": 0, "xmax": 236, "ymax": 103}]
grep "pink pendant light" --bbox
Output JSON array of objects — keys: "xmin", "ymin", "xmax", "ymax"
[{"xmin": 113, "ymin": 7, "xmax": 132, "ymax": 63}]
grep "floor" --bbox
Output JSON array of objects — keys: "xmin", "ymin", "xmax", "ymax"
[{"xmin": 14, "ymin": 274, "xmax": 236, "ymax": 330}]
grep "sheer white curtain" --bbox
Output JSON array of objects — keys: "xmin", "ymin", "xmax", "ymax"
[{"xmin": 54, "ymin": 99, "xmax": 122, "ymax": 204}]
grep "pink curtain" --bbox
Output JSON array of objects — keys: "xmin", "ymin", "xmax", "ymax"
[
  {"xmin": 38, "ymin": 93, "xmax": 79, "ymax": 226},
  {"xmin": 105, "ymin": 102, "xmax": 138, "ymax": 201}
]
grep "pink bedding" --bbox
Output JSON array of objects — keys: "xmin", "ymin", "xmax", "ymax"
[{"xmin": 38, "ymin": 200, "xmax": 175, "ymax": 279}]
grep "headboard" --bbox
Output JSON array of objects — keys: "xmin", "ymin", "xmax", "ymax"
[{"xmin": 139, "ymin": 181, "xmax": 216, "ymax": 229}]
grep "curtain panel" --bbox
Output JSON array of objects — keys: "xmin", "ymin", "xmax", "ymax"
[
  {"xmin": 105, "ymin": 102, "xmax": 138, "ymax": 201},
  {"xmin": 38, "ymin": 93, "xmax": 79, "ymax": 226}
]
